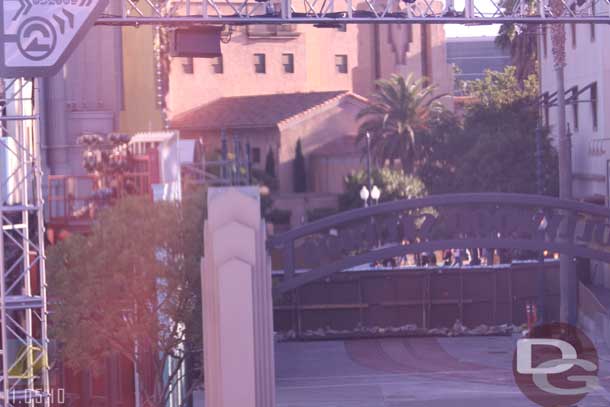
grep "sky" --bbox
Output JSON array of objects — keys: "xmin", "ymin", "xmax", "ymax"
[
  {"xmin": 444, "ymin": 24, "xmax": 500, "ymax": 38},
  {"xmin": 441, "ymin": 0, "xmax": 501, "ymax": 38}
]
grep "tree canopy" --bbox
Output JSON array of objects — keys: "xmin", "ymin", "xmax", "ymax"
[
  {"xmin": 495, "ymin": 0, "xmax": 538, "ymax": 83},
  {"xmin": 423, "ymin": 67, "xmax": 559, "ymax": 196},
  {"xmin": 360, "ymin": 68, "xmax": 559, "ymax": 197},
  {"xmin": 339, "ymin": 168, "xmax": 427, "ymax": 210},
  {"xmin": 293, "ymin": 139, "xmax": 307, "ymax": 193},
  {"xmin": 357, "ymin": 73, "xmax": 446, "ymax": 173},
  {"xmin": 48, "ymin": 192, "xmax": 204, "ymax": 407},
  {"xmin": 464, "ymin": 66, "xmax": 539, "ymax": 109}
]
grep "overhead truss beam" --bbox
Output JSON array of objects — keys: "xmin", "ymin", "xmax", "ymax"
[{"xmin": 96, "ymin": 0, "xmax": 610, "ymax": 25}]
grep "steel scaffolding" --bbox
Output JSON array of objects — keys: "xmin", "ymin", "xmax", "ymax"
[
  {"xmin": 96, "ymin": 0, "xmax": 610, "ymax": 25},
  {"xmin": 0, "ymin": 78, "xmax": 49, "ymax": 406}
]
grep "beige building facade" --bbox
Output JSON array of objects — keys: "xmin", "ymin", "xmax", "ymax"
[
  {"xmin": 539, "ymin": 14, "xmax": 610, "ymax": 294},
  {"xmin": 172, "ymin": 91, "xmax": 368, "ymax": 194},
  {"xmin": 166, "ymin": 2, "xmax": 453, "ymax": 117},
  {"xmin": 168, "ymin": 1, "xmax": 454, "ymax": 199}
]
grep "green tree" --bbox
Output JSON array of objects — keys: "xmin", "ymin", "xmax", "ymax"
[
  {"xmin": 293, "ymin": 139, "xmax": 307, "ymax": 192},
  {"xmin": 415, "ymin": 110, "xmax": 468, "ymax": 194},
  {"xmin": 456, "ymin": 104, "xmax": 558, "ymax": 195},
  {"xmin": 442, "ymin": 67, "xmax": 558, "ymax": 195},
  {"xmin": 48, "ymin": 192, "xmax": 204, "ymax": 407},
  {"xmin": 464, "ymin": 66, "xmax": 538, "ymax": 108},
  {"xmin": 339, "ymin": 168, "xmax": 427, "ymax": 210},
  {"xmin": 357, "ymin": 73, "xmax": 446, "ymax": 173},
  {"xmin": 264, "ymin": 147, "xmax": 276, "ymax": 178}
]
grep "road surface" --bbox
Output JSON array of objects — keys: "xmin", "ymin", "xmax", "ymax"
[{"xmin": 275, "ymin": 335, "xmax": 610, "ymax": 407}]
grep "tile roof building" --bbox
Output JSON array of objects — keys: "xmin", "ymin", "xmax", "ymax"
[{"xmin": 172, "ymin": 91, "xmax": 369, "ymax": 195}]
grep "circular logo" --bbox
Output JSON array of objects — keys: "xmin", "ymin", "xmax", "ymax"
[
  {"xmin": 17, "ymin": 17, "xmax": 57, "ymax": 61},
  {"xmin": 513, "ymin": 322, "xmax": 599, "ymax": 407}
]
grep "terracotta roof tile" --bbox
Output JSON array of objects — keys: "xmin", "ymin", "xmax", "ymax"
[{"xmin": 170, "ymin": 91, "xmax": 349, "ymax": 130}]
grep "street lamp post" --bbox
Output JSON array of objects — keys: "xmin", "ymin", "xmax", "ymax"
[
  {"xmin": 535, "ymin": 126, "xmax": 546, "ymax": 325},
  {"xmin": 371, "ymin": 185, "xmax": 381, "ymax": 205},
  {"xmin": 360, "ymin": 186, "xmax": 370, "ymax": 207},
  {"xmin": 366, "ymin": 132, "xmax": 372, "ymax": 207}
]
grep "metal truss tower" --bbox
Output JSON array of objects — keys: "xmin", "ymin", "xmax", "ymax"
[
  {"xmin": 97, "ymin": 0, "xmax": 610, "ymax": 25},
  {"xmin": 0, "ymin": 78, "xmax": 49, "ymax": 406}
]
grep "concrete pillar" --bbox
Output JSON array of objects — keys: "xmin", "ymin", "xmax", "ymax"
[{"xmin": 202, "ymin": 186, "xmax": 276, "ymax": 407}]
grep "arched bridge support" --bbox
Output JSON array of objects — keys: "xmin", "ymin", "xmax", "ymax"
[{"xmin": 201, "ymin": 187, "xmax": 275, "ymax": 407}]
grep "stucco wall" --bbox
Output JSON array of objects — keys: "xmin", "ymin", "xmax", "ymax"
[
  {"xmin": 119, "ymin": 24, "xmax": 164, "ymax": 135},
  {"xmin": 310, "ymin": 154, "xmax": 362, "ymax": 194},
  {"xmin": 166, "ymin": 1, "xmax": 453, "ymax": 119},
  {"xmin": 540, "ymin": 20, "xmax": 609, "ymax": 203},
  {"xmin": 182, "ymin": 128, "xmax": 281, "ymax": 172},
  {"xmin": 272, "ymin": 193, "xmax": 340, "ymax": 227},
  {"xmin": 277, "ymin": 96, "xmax": 366, "ymax": 193},
  {"xmin": 43, "ymin": 21, "xmax": 124, "ymax": 176}
]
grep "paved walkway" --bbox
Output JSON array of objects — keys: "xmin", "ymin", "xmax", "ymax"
[{"xmin": 275, "ymin": 336, "xmax": 610, "ymax": 407}]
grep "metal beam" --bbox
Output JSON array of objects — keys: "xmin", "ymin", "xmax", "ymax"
[{"xmin": 95, "ymin": 0, "xmax": 610, "ymax": 25}]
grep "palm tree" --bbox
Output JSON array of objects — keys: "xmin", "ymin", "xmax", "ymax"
[
  {"xmin": 495, "ymin": 0, "xmax": 538, "ymax": 83},
  {"xmin": 357, "ymin": 74, "xmax": 445, "ymax": 174}
]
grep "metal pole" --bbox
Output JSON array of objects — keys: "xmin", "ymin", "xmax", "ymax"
[
  {"xmin": 535, "ymin": 126, "xmax": 546, "ymax": 324},
  {"xmin": 556, "ymin": 61, "xmax": 578, "ymax": 325},
  {"xmin": 246, "ymin": 139, "xmax": 252, "ymax": 185},
  {"xmin": 549, "ymin": 0, "xmax": 577, "ymax": 325},
  {"xmin": 0, "ymin": 191, "xmax": 10, "ymax": 407},
  {"xmin": 220, "ymin": 129, "xmax": 228, "ymax": 182},
  {"xmin": 235, "ymin": 136, "xmax": 241, "ymax": 185},
  {"xmin": 366, "ymin": 132, "xmax": 372, "ymax": 207}
]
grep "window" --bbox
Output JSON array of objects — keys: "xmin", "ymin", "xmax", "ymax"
[
  {"xmin": 542, "ymin": 26, "xmax": 548, "ymax": 58},
  {"xmin": 571, "ymin": 87, "xmax": 579, "ymax": 130},
  {"xmin": 571, "ymin": 24, "xmax": 577, "ymax": 48},
  {"xmin": 590, "ymin": 82, "xmax": 597, "ymax": 131},
  {"xmin": 591, "ymin": 2, "xmax": 596, "ymax": 42},
  {"xmin": 182, "ymin": 57, "xmax": 194, "ymax": 74},
  {"xmin": 212, "ymin": 56, "xmax": 223, "ymax": 74},
  {"xmin": 254, "ymin": 53, "xmax": 266, "ymax": 73},
  {"xmin": 252, "ymin": 147, "xmax": 261, "ymax": 164},
  {"xmin": 543, "ymin": 92, "xmax": 550, "ymax": 127},
  {"xmin": 282, "ymin": 53, "xmax": 294, "ymax": 73},
  {"xmin": 335, "ymin": 55, "xmax": 348, "ymax": 74}
]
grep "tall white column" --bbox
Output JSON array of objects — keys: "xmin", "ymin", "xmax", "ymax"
[{"xmin": 202, "ymin": 186, "xmax": 276, "ymax": 407}]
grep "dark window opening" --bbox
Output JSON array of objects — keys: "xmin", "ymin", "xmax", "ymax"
[
  {"xmin": 571, "ymin": 87, "xmax": 579, "ymax": 130},
  {"xmin": 571, "ymin": 23, "xmax": 577, "ymax": 48},
  {"xmin": 212, "ymin": 56, "xmax": 223, "ymax": 74},
  {"xmin": 591, "ymin": 2, "xmax": 596, "ymax": 41},
  {"xmin": 254, "ymin": 53, "xmax": 266, "ymax": 73},
  {"xmin": 182, "ymin": 57, "xmax": 194, "ymax": 74},
  {"xmin": 542, "ymin": 26, "xmax": 548, "ymax": 58},
  {"xmin": 543, "ymin": 92, "xmax": 550, "ymax": 127},
  {"xmin": 282, "ymin": 53, "xmax": 294, "ymax": 73},
  {"xmin": 590, "ymin": 82, "xmax": 597, "ymax": 131},
  {"xmin": 252, "ymin": 147, "xmax": 261, "ymax": 164},
  {"xmin": 335, "ymin": 55, "xmax": 348, "ymax": 74}
]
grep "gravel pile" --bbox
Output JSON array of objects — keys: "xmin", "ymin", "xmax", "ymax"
[{"xmin": 275, "ymin": 320, "xmax": 524, "ymax": 341}]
